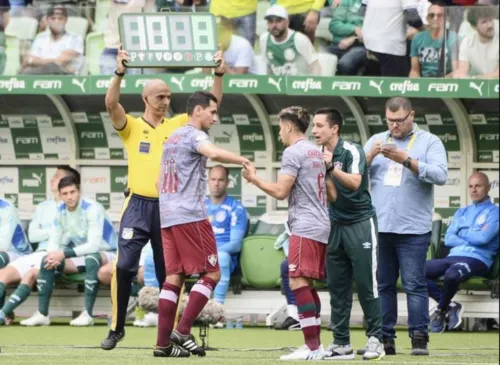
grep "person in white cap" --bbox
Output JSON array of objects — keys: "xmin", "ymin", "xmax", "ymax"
[{"xmin": 259, "ymin": 5, "xmax": 321, "ymax": 76}]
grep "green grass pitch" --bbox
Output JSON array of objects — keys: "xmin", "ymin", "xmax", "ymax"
[{"xmin": 0, "ymin": 323, "xmax": 498, "ymax": 364}]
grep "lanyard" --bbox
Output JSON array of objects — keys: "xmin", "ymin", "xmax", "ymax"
[{"xmin": 388, "ymin": 132, "xmax": 418, "ymax": 152}]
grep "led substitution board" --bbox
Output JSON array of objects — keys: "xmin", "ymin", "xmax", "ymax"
[{"xmin": 118, "ymin": 13, "xmax": 218, "ymax": 68}]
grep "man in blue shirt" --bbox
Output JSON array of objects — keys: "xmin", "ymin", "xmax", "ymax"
[
  {"xmin": 206, "ymin": 165, "xmax": 248, "ymax": 325},
  {"xmin": 364, "ymin": 97, "xmax": 448, "ymax": 356},
  {"xmin": 426, "ymin": 172, "xmax": 499, "ymax": 333}
]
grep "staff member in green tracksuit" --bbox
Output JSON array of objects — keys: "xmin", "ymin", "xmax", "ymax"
[{"xmin": 311, "ymin": 107, "xmax": 384, "ymax": 361}]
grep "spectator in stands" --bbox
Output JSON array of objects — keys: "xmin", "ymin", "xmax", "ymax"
[
  {"xmin": 260, "ymin": 5, "xmax": 321, "ymax": 76},
  {"xmin": 100, "ymin": 0, "xmax": 154, "ymax": 75},
  {"xmin": 215, "ymin": 16, "xmax": 257, "ymax": 74},
  {"xmin": 20, "ymin": 176, "xmax": 118, "ymax": 327},
  {"xmin": 0, "ymin": 166, "xmax": 79, "ymax": 326},
  {"xmin": 454, "ymin": 6, "xmax": 499, "ymax": 79},
  {"xmin": 364, "ymin": 97, "xmax": 448, "ymax": 356},
  {"xmin": 206, "ymin": 165, "xmax": 248, "ymax": 328},
  {"xmin": 210, "ymin": 0, "xmax": 258, "ymax": 47},
  {"xmin": 362, "ymin": 0, "xmax": 424, "ymax": 77},
  {"xmin": 0, "ymin": 0, "xmax": 8, "ymax": 75},
  {"xmin": 328, "ymin": 0, "xmax": 366, "ymax": 76},
  {"xmin": 426, "ymin": 172, "xmax": 499, "ymax": 333},
  {"xmin": 99, "ymin": 243, "xmax": 159, "ymax": 328},
  {"xmin": 20, "ymin": 5, "xmax": 83, "ymax": 75},
  {"xmin": 410, "ymin": 1, "xmax": 458, "ymax": 78},
  {"xmin": 274, "ymin": 0, "xmax": 324, "ymax": 43}
]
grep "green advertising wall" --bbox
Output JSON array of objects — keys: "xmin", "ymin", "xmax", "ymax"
[{"xmin": 0, "ymin": 75, "xmax": 498, "ymax": 236}]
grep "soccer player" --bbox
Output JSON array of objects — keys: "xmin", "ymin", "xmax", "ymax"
[
  {"xmin": 243, "ymin": 106, "xmax": 330, "ymax": 361},
  {"xmin": 101, "ymin": 50, "xmax": 226, "ymax": 350},
  {"xmin": 21, "ymin": 176, "xmax": 118, "ymax": 326},
  {"xmin": 311, "ymin": 108, "xmax": 384, "ymax": 361},
  {"xmin": 206, "ymin": 165, "xmax": 248, "ymax": 320},
  {"xmin": 0, "ymin": 166, "xmax": 80, "ymax": 325},
  {"xmin": 0, "ymin": 199, "xmax": 31, "ymax": 272},
  {"xmin": 154, "ymin": 91, "xmax": 250, "ymax": 358}
]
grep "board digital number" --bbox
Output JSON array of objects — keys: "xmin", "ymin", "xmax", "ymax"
[{"xmin": 118, "ymin": 13, "xmax": 218, "ymax": 68}]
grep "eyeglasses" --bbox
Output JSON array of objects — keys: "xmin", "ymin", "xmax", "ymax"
[
  {"xmin": 385, "ymin": 111, "xmax": 413, "ymax": 125},
  {"xmin": 427, "ymin": 13, "xmax": 444, "ymax": 19}
]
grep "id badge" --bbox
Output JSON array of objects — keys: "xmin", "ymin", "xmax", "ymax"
[{"xmin": 384, "ymin": 161, "xmax": 403, "ymax": 187}]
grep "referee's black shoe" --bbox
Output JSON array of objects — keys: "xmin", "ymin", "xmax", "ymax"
[
  {"xmin": 170, "ymin": 330, "xmax": 206, "ymax": 357},
  {"xmin": 100, "ymin": 330, "xmax": 125, "ymax": 350},
  {"xmin": 153, "ymin": 343, "xmax": 191, "ymax": 358}
]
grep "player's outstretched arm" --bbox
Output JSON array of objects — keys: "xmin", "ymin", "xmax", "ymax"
[
  {"xmin": 243, "ymin": 165, "xmax": 295, "ymax": 201},
  {"xmin": 104, "ymin": 49, "xmax": 128, "ymax": 130},
  {"xmin": 199, "ymin": 142, "xmax": 248, "ymax": 165}
]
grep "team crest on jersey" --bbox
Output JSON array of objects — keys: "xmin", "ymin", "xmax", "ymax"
[
  {"xmin": 215, "ymin": 211, "xmax": 227, "ymax": 223},
  {"xmin": 476, "ymin": 214, "xmax": 487, "ymax": 225},
  {"xmin": 208, "ymin": 254, "xmax": 218, "ymax": 267},
  {"xmin": 267, "ymin": 51, "xmax": 274, "ymax": 60},
  {"xmin": 284, "ymin": 48, "xmax": 296, "ymax": 62},
  {"xmin": 334, "ymin": 161, "xmax": 343, "ymax": 170},
  {"xmin": 122, "ymin": 227, "xmax": 134, "ymax": 240}
]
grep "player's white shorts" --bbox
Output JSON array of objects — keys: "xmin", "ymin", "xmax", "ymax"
[
  {"xmin": 9, "ymin": 251, "xmax": 47, "ymax": 277},
  {"xmin": 7, "ymin": 251, "xmax": 22, "ymax": 263},
  {"xmin": 69, "ymin": 251, "xmax": 116, "ymax": 268}
]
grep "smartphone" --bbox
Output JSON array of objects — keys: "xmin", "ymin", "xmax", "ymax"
[{"xmin": 381, "ymin": 142, "xmax": 397, "ymax": 149}]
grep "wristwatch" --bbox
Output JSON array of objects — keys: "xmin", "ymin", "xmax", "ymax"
[
  {"xmin": 403, "ymin": 156, "xmax": 412, "ymax": 168},
  {"xmin": 326, "ymin": 164, "xmax": 334, "ymax": 174}
]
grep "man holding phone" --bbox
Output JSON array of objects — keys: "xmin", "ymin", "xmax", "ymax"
[{"xmin": 364, "ymin": 97, "xmax": 448, "ymax": 356}]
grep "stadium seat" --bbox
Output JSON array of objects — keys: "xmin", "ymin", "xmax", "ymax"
[
  {"xmin": 315, "ymin": 17, "xmax": 332, "ymax": 43},
  {"xmin": 256, "ymin": 1, "xmax": 271, "ymax": 40},
  {"xmin": 253, "ymin": 54, "xmax": 267, "ymax": 75},
  {"xmin": 94, "ymin": 0, "xmax": 112, "ymax": 32},
  {"xmin": 240, "ymin": 235, "xmax": 285, "ymax": 289},
  {"xmin": 318, "ymin": 52, "xmax": 337, "ymax": 77},
  {"xmin": 67, "ymin": 16, "xmax": 90, "ymax": 41},
  {"xmin": 85, "ymin": 31, "xmax": 105, "ymax": 75},
  {"xmin": 5, "ymin": 17, "xmax": 39, "ymax": 40},
  {"xmin": 252, "ymin": 210, "xmax": 288, "ymax": 236}
]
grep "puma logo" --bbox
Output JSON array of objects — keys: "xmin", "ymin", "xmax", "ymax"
[
  {"xmin": 469, "ymin": 81, "xmax": 484, "ymax": 97},
  {"xmin": 369, "ymin": 80, "xmax": 384, "ymax": 95},
  {"xmin": 170, "ymin": 76, "xmax": 185, "ymax": 92},
  {"xmin": 223, "ymin": 131, "xmax": 233, "ymax": 138},
  {"xmin": 268, "ymin": 77, "xmax": 282, "ymax": 92},
  {"xmin": 72, "ymin": 78, "xmax": 86, "ymax": 93},
  {"xmin": 32, "ymin": 173, "xmax": 43, "ymax": 185}
]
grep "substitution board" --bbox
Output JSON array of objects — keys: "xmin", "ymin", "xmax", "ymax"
[{"xmin": 118, "ymin": 13, "xmax": 218, "ymax": 68}]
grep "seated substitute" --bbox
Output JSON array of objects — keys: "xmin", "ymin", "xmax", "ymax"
[
  {"xmin": 426, "ymin": 172, "xmax": 499, "ymax": 333},
  {"xmin": 206, "ymin": 165, "xmax": 248, "ymax": 327},
  {"xmin": 21, "ymin": 176, "xmax": 118, "ymax": 327},
  {"xmin": 0, "ymin": 198, "xmax": 31, "ymax": 271},
  {"xmin": 0, "ymin": 166, "xmax": 79, "ymax": 325}
]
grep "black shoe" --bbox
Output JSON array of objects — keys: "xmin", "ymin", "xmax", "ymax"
[
  {"xmin": 357, "ymin": 337, "xmax": 396, "ymax": 356},
  {"xmin": 170, "ymin": 330, "xmax": 206, "ymax": 357},
  {"xmin": 100, "ymin": 330, "xmax": 125, "ymax": 351},
  {"xmin": 411, "ymin": 331, "xmax": 429, "ymax": 356},
  {"xmin": 274, "ymin": 316, "xmax": 300, "ymax": 331},
  {"xmin": 153, "ymin": 343, "xmax": 191, "ymax": 358}
]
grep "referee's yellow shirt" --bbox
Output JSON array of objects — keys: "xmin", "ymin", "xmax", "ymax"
[{"xmin": 117, "ymin": 114, "xmax": 189, "ymax": 198}]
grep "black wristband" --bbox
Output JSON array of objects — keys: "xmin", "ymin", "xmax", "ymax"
[
  {"xmin": 115, "ymin": 70, "xmax": 125, "ymax": 77},
  {"xmin": 214, "ymin": 72, "xmax": 225, "ymax": 77},
  {"xmin": 326, "ymin": 165, "xmax": 334, "ymax": 174}
]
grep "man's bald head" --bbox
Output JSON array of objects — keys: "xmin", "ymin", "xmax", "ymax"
[
  {"xmin": 142, "ymin": 79, "xmax": 172, "ymax": 116},
  {"xmin": 469, "ymin": 172, "xmax": 490, "ymax": 202},
  {"xmin": 142, "ymin": 79, "xmax": 170, "ymax": 97}
]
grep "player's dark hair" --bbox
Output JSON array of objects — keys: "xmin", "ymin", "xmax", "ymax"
[
  {"xmin": 278, "ymin": 106, "xmax": 310, "ymax": 134},
  {"xmin": 467, "ymin": 6, "xmax": 498, "ymax": 27},
  {"xmin": 58, "ymin": 176, "xmax": 80, "ymax": 191},
  {"xmin": 57, "ymin": 165, "xmax": 81, "ymax": 185},
  {"xmin": 429, "ymin": 1, "xmax": 447, "ymax": 7},
  {"xmin": 385, "ymin": 97, "xmax": 413, "ymax": 113},
  {"xmin": 314, "ymin": 107, "xmax": 344, "ymax": 133},
  {"xmin": 210, "ymin": 165, "xmax": 229, "ymax": 180},
  {"xmin": 186, "ymin": 91, "xmax": 218, "ymax": 116}
]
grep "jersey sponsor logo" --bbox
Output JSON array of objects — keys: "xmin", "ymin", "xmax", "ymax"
[
  {"xmin": 139, "ymin": 141, "xmax": 151, "ymax": 154},
  {"xmin": 362, "ymin": 242, "xmax": 372, "ymax": 249},
  {"xmin": 215, "ymin": 210, "xmax": 227, "ymax": 223},
  {"xmin": 288, "ymin": 264, "xmax": 297, "ymax": 272},
  {"xmin": 208, "ymin": 254, "xmax": 218, "ymax": 267},
  {"xmin": 122, "ymin": 227, "xmax": 134, "ymax": 240},
  {"xmin": 476, "ymin": 214, "xmax": 487, "ymax": 225},
  {"xmin": 213, "ymin": 226, "xmax": 225, "ymax": 234}
]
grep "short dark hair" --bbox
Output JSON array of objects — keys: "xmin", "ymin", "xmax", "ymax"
[
  {"xmin": 385, "ymin": 97, "xmax": 413, "ymax": 113},
  {"xmin": 429, "ymin": 1, "xmax": 447, "ymax": 9},
  {"xmin": 467, "ymin": 6, "xmax": 498, "ymax": 27},
  {"xmin": 58, "ymin": 175, "xmax": 80, "ymax": 191},
  {"xmin": 57, "ymin": 165, "xmax": 81, "ymax": 184},
  {"xmin": 209, "ymin": 165, "xmax": 229, "ymax": 179},
  {"xmin": 278, "ymin": 106, "xmax": 310, "ymax": 133},
  {"xmin": 47, "ymin": 5, "xmax": 68, "ymax": 18},
  {"xmin": 314, "ymin": 107, "xmax": 344, "ymax": 133},
  {"xmin": 186, "ymin": 91, "xmax": 218, "ymax": 116}
]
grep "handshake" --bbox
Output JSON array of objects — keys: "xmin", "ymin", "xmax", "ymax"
[{"xmin": 240, "ymin": 158, "xmax": 258, "ymax": 185}]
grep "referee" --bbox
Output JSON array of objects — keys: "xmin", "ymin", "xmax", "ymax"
[{"xmin": 100, "ymin": 49, "xmax": 226, "ymax": 350}]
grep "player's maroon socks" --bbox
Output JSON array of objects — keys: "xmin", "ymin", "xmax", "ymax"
[
  {"xmin": 293, "ymin": 286, "xmax": 320, "ymax": 351},
  {"xmin": 310, "ymin": 288, "xmax": 322, "ymax": 342},
  {"xmin": 176, "ymin": 277, "xmax": 217, "ymax": 335},
  {"xmin": 156, "ymin": 282, "xmax": 181, "ymax": 348}
]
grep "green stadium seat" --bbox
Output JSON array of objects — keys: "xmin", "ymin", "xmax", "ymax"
[
  {"xmin": 318, "ymin": 52, "xmax": 338, "ymax": 77},
  {"xmin": 4, "ymin": 17, "xmax": 39, "ymax": 41},
  {"xmin": 240, "ymin": 235, "xmax": 285, "ymax": 289},
  {"xmin": 315, "ymin": 17, "xmax": 333, "ymax": 43},
  {"xmin": 94, "ymin": 0, "xmax": 112, "ymax": 32},
  {"xmin": 86, "ymin": 32, "xmax": 104, "ymax": 75},
  {"xmin": 67, "ymin": 16, "xmax": 90, "ymax": 41},
  {"xmin": 3, "ymin": 35, "xmax": 21, "ymax": 75}
]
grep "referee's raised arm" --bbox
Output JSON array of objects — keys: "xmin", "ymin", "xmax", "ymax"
[
  {"xmin": 209, "ymin": 51, "xmax": 226, "ymax": 106},
  {"xmin": 104, "ymin": 49, "xmax": 128, "ymax": 130}
]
